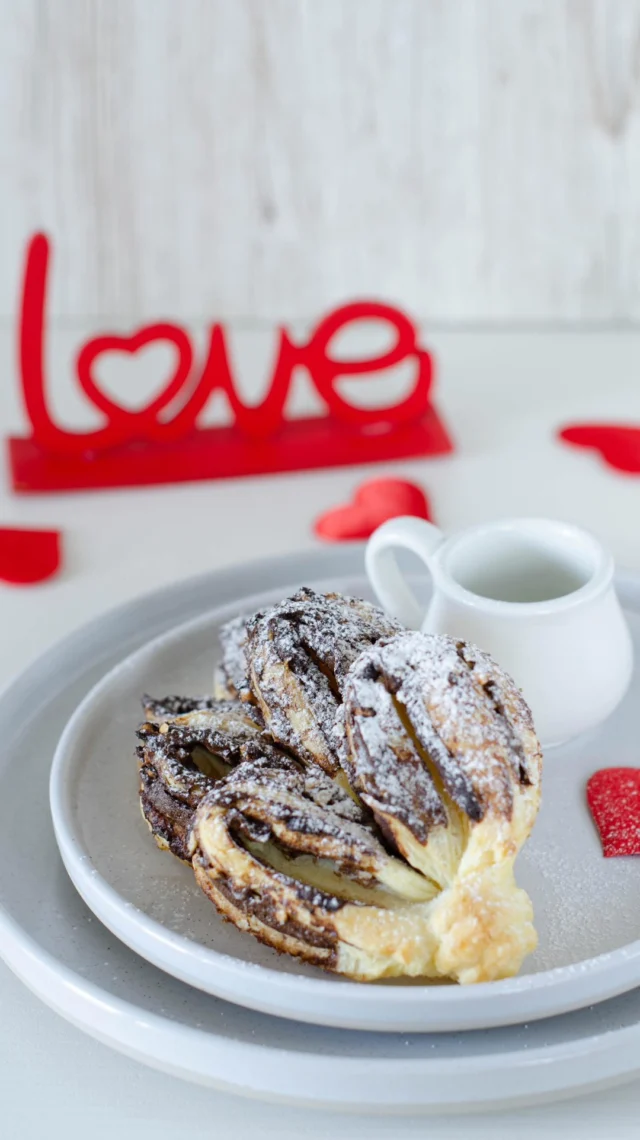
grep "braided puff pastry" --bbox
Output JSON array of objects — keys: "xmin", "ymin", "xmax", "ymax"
[
  {"xmin": 137, "ymin": 700, "xmax": 276, "ymax": 861},
  {"xmin": 244, "ymin": 588, "xmax": 400, "ymax": 777},
  {"xmin": 190, "ymin": 633, "xmax": 542, "ymax": 984}
]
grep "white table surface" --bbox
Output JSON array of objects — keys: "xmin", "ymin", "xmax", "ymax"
[{"xmin": 2, "ymin": 328, "xmax": 640, "ymax": 1137}]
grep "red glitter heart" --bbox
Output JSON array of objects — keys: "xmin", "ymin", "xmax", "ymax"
[
  {"xmin": 0, "ymin": 527, "xmax": 62, "ymax": 585},
  {"xmin": 314, "ymin": 477, "xmax": 432, "ymax": 542},
  {"xmin": 586, "ymin": 768, "xmax": 640, "ymax": 857}
]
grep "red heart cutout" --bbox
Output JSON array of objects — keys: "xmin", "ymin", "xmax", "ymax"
[
  {"xmin": 587, "ymin": 768, "xmax": 640, "ymax": 856},
  {"xmin": 559, "ymin": 425, "xmax": 640, "ymax": 474},
  {"xmin": 76, "ymin": 323, "xmax": 193, "ymax": 439},
  {"xmin": 314, "ymin": 478, "xmax": 432, "ymax": 542},
  {"xmin": 0, "ymin": 527, "xmax": 62, "ymax": 585}
]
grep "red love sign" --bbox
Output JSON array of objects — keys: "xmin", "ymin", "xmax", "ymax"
[{"xmin": 8, "ymin": 233, "xmax": 453, "ymax": 492}]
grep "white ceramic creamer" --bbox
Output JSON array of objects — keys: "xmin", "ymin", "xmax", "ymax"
[{"xmin": 365, "ymin": 516, "xmax": 633, "ymax": 746}]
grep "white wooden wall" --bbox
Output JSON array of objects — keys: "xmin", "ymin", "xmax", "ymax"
[{"xmin": 3, "ymin": 0, "xmax": 640, "ymax": 324}]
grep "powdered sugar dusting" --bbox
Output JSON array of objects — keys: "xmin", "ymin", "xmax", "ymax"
[
  {"xmin": 342, "ymin": 632, "xmax": 542, "ymax": 838},
  {"xmin": 340, "ymin": 665, "xmax": 447, "ymax": 843},
  {"xmin": 245, "ymin": 587, "xmax": 400, "ymax": 774}
]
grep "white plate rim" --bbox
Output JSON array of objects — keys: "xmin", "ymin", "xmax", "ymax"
[
  {"xmin": 48, "ymin": 567, "xmax": 640, "ymax": 1033},
  {"xmin": 4, "ymin": 899, "xmax": 640, "ymax": 1111},
  {"xmin": 0, "ymin": 549, "xmax": 640, "ymax": 1108}
]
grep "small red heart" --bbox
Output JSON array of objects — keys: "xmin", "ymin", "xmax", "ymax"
[
  {"xmin": 587, "ymin": 768, "xmax": 640, "ymax": 856},
  {"xmin": 0, "ymin": 527, "xmax": 62, "ymax": 586},
  {"xmin": 559, "ymin": 425, "xmax": 640, "ymax": 474},
  {"xmin": 314, "ymin": 478, "xmax": 432, "ymax": 542}
]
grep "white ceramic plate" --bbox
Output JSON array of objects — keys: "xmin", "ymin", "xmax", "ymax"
[
  {"xmin": 3, "ymin": 549, "xmax": 640, "ymax": 1110},
  {"xmin": 49, "ymin": 560, "xmax": 640, "ymax": 1033}
]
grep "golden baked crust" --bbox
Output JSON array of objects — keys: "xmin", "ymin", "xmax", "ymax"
[
  {"xmin": 244, "ymin": 588, "xmax": 400, "ymax": 776},
  {"xmin": 189, "ymin": 631, "xmax": 542, "ymax": 984}
]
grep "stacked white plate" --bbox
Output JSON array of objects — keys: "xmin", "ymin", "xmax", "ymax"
[{"xmin": 3, "ymin": 545, "xmax": 640, "ymax": 1112}]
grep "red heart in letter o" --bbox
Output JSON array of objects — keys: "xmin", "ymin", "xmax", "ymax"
[{"xmin": 76, "ymin": 323, "xmax": 193, "ymax": 442}]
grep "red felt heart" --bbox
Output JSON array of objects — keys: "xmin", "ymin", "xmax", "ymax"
[
  {"xmin": 0, "ymin": 527, "xmax": 62, "ymax": 585},
  {"xmin": 76, "ymin": 323, "xmax": 193, "ymax": 436},
  {"xmin": 586, "ymin": 768, "xmax": 640, "ymax": 857},
  {"xmin": 314, "ymin": 478, "xmax": 432, "ymax": 542},
  {"xmin": 559, "ymin": 425, "xmax": 640, "ymax": 474}
]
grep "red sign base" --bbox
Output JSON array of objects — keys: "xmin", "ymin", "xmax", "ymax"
[{"xmin": 9, "ymin": 406, "xmax": 452, "ymax": 494}]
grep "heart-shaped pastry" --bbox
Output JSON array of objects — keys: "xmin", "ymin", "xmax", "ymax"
[
  {"xmin": 586, "ymin": 768, "xmax": 640, "ymax": 856},
  {"xmin": 559, "ymin": 425, "xmax": 640, "ymax": 474},
  {"xmin": 314, "ymin": 478, "xmax": 432, "ymax": 542},
  {"xmin": 0, "ymin": 527, "xmax": 62, "ymax": 585}
]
